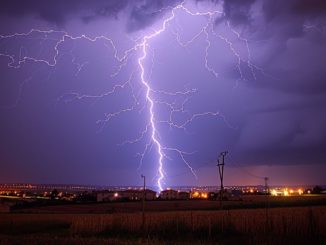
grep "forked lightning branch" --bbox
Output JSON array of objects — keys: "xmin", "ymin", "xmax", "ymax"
[{"xmin": 0, "ymin": 1, "xmax": 263, "ymax": 191}]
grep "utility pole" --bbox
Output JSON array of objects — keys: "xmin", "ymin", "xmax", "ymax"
[
  {"xmin": 264, "ymin": 176, "xmax": 269, "ymax": 232},
  {"xmin": 217, "ymin": 151, "xmax": 227, "ymax": 209},
  {"xmin": 141, "ymin": 174, "xmax": 146, "ymax": 231}
]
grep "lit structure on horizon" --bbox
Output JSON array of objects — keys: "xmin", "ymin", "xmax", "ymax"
[{"xmin": 270, "ymin": 188, "xmax": 304, "ymax": 196}]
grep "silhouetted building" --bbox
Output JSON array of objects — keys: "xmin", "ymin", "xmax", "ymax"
[
  {"xmin": 177, "ymin": 191, "xmax": 190, "ymax": 200},
  {"xmin": 120, "ymin": 189, "xmax": 156, "ymax": 201},
  {"xmin": 160, "ymin": 189, "xmax": 178, "ymax": 200},
  {"xmin": 97, "ymin": 191, "xmax": 119, "ymax": 202},
  {"xmin": 144, "ymin": 189, "xmax": 157, "ymax": 200}
]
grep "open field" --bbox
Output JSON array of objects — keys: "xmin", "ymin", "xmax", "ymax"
[
  {"xmin": 1, "ymin": 201, "xmax": 326, "ymax": 244},
  {"xmin": 10, "ymin": 194, "xmax": 326, "ymax": 214}
]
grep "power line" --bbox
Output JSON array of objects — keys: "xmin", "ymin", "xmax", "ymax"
[{"xmin": 226, "ymin": 154, "xmax": 266, "ymax": 180}]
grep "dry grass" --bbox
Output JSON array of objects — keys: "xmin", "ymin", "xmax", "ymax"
[
  {"xmin": 1, "ymin": 206, "xmax": 325, "ymax": 244},
  {"xmin": 68, "ymin": 206, "xmax": 326, "ymax": 237}
]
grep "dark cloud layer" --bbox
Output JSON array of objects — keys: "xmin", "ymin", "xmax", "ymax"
[
  {"xmin": 0, "ymin": 0, "xmax": 129, "ymax": 25},
  {"xmin": 263, "ymin": 0, "xmax": 326, "ymax": 21},
  {"xmin": 222, "ymin": 0, "xmax": 256, "ymax": 26},
  {"xmin": 0, "ymin": 0, "xmax": 180, "ymax": 30},
  {"xmin": 2, "ymin": 0, "xmax": 326, "ymax": 33}
]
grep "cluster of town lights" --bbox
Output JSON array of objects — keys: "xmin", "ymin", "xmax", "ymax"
[
  {"xmin": 191, "ymin": 191, "xmax": 208, "ymax": 199},
  {"xmin": 270, "ymin": 188, "xmax": 303, "ymax": 196}
]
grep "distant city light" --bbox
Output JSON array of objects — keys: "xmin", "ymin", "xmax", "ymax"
[{"xmin": 283, "ymin": 189, "xmax": 289, "ymax": 196}]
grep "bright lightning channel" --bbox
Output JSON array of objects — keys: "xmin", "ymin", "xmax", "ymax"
[{"xmin": 135, "ymin": 3, "xmax": 223, "ymax": 191}]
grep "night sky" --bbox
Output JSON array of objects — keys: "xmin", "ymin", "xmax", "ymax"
[{"xmin": 0, "ymin": 0, "xmax": 326, "ymax": 190}]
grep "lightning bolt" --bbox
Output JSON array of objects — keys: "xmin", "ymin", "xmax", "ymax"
[
  {"xmin": 0, "ymin": 1, "xmax": 266, "ymax": 192},
  {"xmin": 134, "ymin": 2, "xmax": 225, "ymax": 190}
]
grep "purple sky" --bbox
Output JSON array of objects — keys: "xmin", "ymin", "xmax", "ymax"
[{"xmin": 0, "ymin": 0, "xmax": 326, "ymax": 190}]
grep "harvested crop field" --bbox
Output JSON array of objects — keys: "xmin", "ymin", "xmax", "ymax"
[{"xmin": 1, "ymin": 205, "xmax": 325, "ymax": 244}]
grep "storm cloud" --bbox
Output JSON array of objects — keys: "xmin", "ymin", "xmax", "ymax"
[{"xmin": 0, "ymin": 0, "xmax": 325, "ymax": 187}]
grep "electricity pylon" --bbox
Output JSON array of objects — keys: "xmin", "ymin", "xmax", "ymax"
[{"xmin": 217, "ymin": 151, "xmax": 228, "ymax": 208}]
